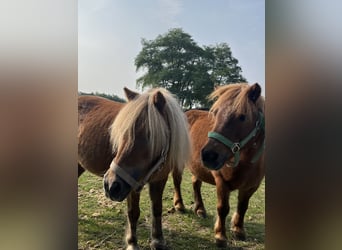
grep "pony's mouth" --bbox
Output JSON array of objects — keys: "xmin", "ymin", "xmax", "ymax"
[
  {"xmin": 225, "ymin": 162, "xmax": 234, "ymax": 168},
  {"xmin": 225, "ymin": 157, "xmax": 236, "ymax": 168},
  {"xmin": 203, "ymin": 161, "xmax": 224, "ymax": 170},
  {"xmin": 202, "ymin": 156, "xmax": 228, "ymax": 171},
  {"xmin": 201, "ymin": 147, "xmax": 230, "ymax": 170}
]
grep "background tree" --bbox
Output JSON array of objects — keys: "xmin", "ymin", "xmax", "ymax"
[
  {"xmin": 204, "ymin": 43, "xmax": 246, "ymax": 84},
  {"xmin": 135, "ymin": 28, "xmax": 246, "ymax": 109}
]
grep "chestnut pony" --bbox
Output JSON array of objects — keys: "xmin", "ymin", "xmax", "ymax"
[
  {"xmin": 78, "ymin": 87, "xmax": 191, "ymax": 250},
  {"xmin": 173, "ymin": 83, "xmax": 265, "ymax": 247}
]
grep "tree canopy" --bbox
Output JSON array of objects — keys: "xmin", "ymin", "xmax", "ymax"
[{"xmin": 135, "ymin": 28, "xmax": 246, "ymax": 109}]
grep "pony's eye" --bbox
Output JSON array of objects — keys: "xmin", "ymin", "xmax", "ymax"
[{"xmin": 239, "ymin": 114, "xmax": 246, "ymax": 121}]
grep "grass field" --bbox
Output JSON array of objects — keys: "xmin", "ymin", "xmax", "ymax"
[{"xmin": 78, "ymin": 168, "xmax": 265, "ymax": 250}]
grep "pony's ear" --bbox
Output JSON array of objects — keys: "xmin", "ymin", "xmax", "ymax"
[
  {"xmin": 153, "ymin": 91, "xmax": 166, "ymax": 113},
  {"xmin": 123, "ymin": 87, "xmax": 140, "ymax": 101},
  {"xmin": 248, "ymin": 83, "xmax": 261, "ymax": 103}
]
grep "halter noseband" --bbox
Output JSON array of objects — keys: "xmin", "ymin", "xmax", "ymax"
[
  {"xmin": 109, "ymin": 148, "xmax": 168, "ymax": 192},
  {"xmin": 208, "ymin": 111, "xmax": 265, "ymax": 168}
]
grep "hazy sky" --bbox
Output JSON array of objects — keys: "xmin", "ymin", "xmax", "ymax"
[{"xmin": 79, "ymin": 0, "xmax": 265, "ymax": 98}]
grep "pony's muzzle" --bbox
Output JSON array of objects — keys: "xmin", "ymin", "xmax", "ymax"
[
  {"xmin": 201, "ymin": 149, "xmax": 220, "ymax": 170},
  {"xmin": 202, "ymin": 149, "xmax": 219, "ymax": 164},
  {"xmin": 103, "ymin": 172, "xmax": 131, "ymax": 202},
  {"xmin": 201, "ymin": 147, "xmax": 228, "ymax": 171}
]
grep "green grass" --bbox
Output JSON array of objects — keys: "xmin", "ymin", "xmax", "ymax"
[{"xmin": 78, "ymin": 168, "xmax": 265, "ymax": 250}]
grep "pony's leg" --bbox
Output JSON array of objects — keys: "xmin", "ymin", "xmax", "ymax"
[
  {"xmin": 192, "ymin": 175, "xmax": 206, "ymax": 218},
  {"xmin": 172, "ymin": 168, "xmax": 185, "ymax": 212},
  {"xmin": 126, "ymin": 191, "xmax": 141, "ymax": 250},
  {"xmin": 231, "ymin": 187, "xmax": 258, "ymax": 240},
  {"xmin": 78, "ymin": 164, "xmax": 85, "ymax": 178},
  {"xmin": 149, "ymin": 178, "xmax": 168, "ymax": 250},
  {"xmin": 214, "ymin": 178, "xmax": 230, "ymax": 248}
]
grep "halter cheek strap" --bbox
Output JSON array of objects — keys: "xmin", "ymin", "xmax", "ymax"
[
  {"xmin": 109, "ymin": 148, "xmax": 167, "ymax": 192},
  {"xmin": 110, "ymin": 162, "xmax": 141, "ymax": 191}
]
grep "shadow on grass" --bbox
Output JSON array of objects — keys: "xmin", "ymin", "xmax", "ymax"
[
  {"xmin": 242, "ymin": 222, "xmax": 265, "ymax": 243},
  {"xmin": 169, "ymin": 208, "xmax": 264, "ymax": 249},
  {"xmin": 79, "ymin": 212, "xmax": 264, "ymax": 250}
]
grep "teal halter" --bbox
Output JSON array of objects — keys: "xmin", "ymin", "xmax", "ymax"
[{"xmin": 207, "ymin": 112, "xmax": 265, "ymax": 168}]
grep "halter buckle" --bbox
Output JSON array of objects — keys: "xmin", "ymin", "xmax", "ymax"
[{"xmin": 231, "ymin": 143, "xmax": 241, "ymax": 153}]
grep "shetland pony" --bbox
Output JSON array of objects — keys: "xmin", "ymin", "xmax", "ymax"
[
  {"xmin": 78, "ymin": 87, "xmax": 191, "ymax": 250},
  {"xmin": 173, "ymin": 83, "xmax": 265, "ymax": 247}
]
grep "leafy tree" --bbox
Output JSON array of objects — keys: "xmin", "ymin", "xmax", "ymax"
[
  {"xmin": 135, "ymin": 28, "xmax": 246, "ymax": 109},
  {"xmin": 204, "ymin": 43, "xmax": 246, "ymax": 84},
  {"xmin": 78, "ymin": 91, "xmax": 126, "ymax": 103}
]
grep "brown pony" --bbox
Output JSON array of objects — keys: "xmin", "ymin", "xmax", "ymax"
[
  {"xmin": 173, "ymin": 83, "xmax": 265, "ymax": 248},
  {"xmin": 78, "ymin": 87, "xmax": 191, "ymax": 250}
]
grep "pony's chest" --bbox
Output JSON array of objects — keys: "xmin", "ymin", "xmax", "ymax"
[{"xmin": 216, "ymin": 166, "xmax": 255, "ymax": 190}]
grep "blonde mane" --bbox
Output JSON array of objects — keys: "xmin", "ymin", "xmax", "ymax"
[
  {"xmin": 209, "ymin": 83, "xmax": 264, "ymax": 121},
  {"xmin": 110, "ymin": 88, "xmax": 191, "ymax": 170}
]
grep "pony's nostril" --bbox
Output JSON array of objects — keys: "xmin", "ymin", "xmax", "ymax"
[
  {"xmin": 202, "ymin": 150, "xmax": 218, "ymax": 163},
  {"xmin": 109, "ymin": 181, "xmax": 121, "ymax": 195}
]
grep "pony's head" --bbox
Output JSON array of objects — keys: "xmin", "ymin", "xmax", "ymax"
[
  {"xmin": 103, "ymin": 87, "xmax": 191, "ymax": 201},
  {"xmin": 201, "ymin": 83, "xmax": 265, "ymax": 170}
]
